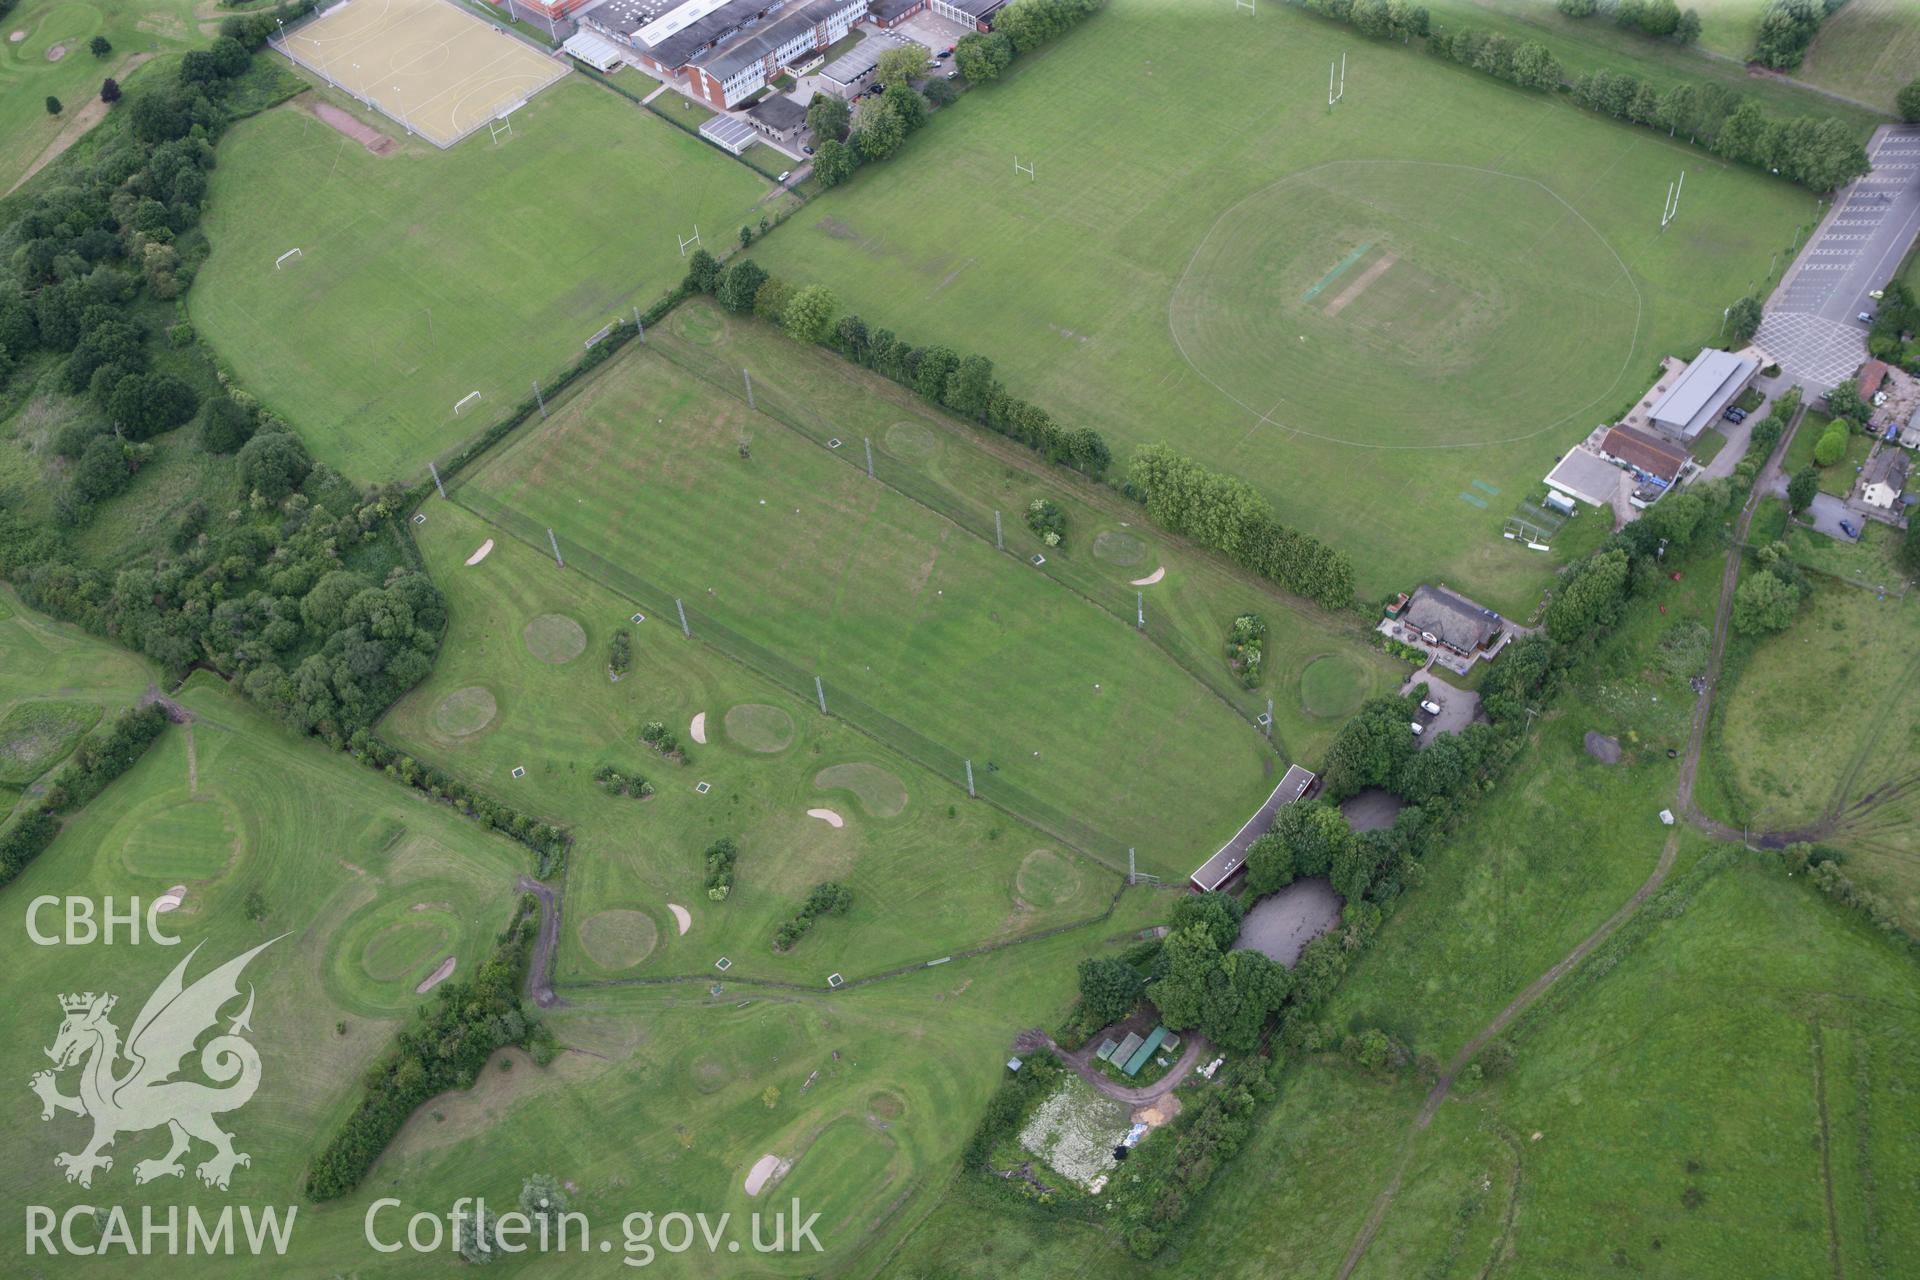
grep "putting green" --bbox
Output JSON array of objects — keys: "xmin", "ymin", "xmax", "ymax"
[
  {"xmin": 433, "ymin": 686, "xmax": 498, "ymax": 737},
  {"xmin": 1015, "ymin": 848, "xmax": 1083, "ymax": 909},
  {"xmin": 329, "ymin": 889, "xmax": 474, "ymax": 1014},
  {"xmin": 362, "ymin": 915, "xmax": 456, "ymax": 984},
  {"xmin": 113, "ymin": 794, "xmax": 240, "ymax": 880},
  {"xmin": 578, "ymin": 908, "xmax": 659, "ymax": 970},
  {"xmin": 1170, "ymin": 160, "xmax": 1638, "ymax": 449},
  {"xmin": 724, "ymin": 703, "xmax": 795, "ymax": 753},
  {"xmin": 674, "ymin": 303, "xmax": 726, "ymax": 347},
  {"xmin": 1091, "ymin": 530, "xmax": 1147, "ymax": 567},
  {"xmin": 883, "ymin": 420, "xmax": 940, "ymax": 462},
  {"xmin": 813, "ymin": 762, "xmax": 908, "ymax": 818},
  {"xmin": 523, "ymin": 613, "xmax": 587, "ymax": 665},
  {"xmin": 868, "ymin": 1090, "xmax": 905, "ymax": 1120},
  {"xmin": 1300, "ymin": 652, "xmax": 1371, "ymax": 720},
  {"xmin": 0, "ymin": 698, "xmax": 99, "ymax": 785}
]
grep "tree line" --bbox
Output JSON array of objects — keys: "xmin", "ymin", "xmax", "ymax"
[
  {"xmin": 1127, "ymin": 443, "xmax": 1355, "ymax": 608},
  {"xmin": 305, "ymin": 897, "xmax": 553, "ymax": 1201},
  {"xmin": 1557, "ymin": 0, "xmax": 1702, "ymax": 46},
  {"xmin": 1285, "ymin": 0, "xmax": 1869, "ymax": 193},
  {"xmin": 0, "ymin": 704, "xmax": 168, "ymax": 890},
  {"xmin": 346, "ymin": 731, "xmax": 571, "ymax": 872},
  {"xmin": 772, "ymin": 880, "xmax": 853, "ymax": 951},
  {"xmin": 682, "ymin": 250, "xmax": 1116, "ymax": 480}
]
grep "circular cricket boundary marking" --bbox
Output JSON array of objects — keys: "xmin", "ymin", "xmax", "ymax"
[
  {"xmin": 1092, "ymin": 529, "xmax": 1147, "ymax": 567},
  {"xmin": 523, "ymin": 613, "xmax": 586, "ymax": 665},
  {"xmin": 578, "ymin": 908, "xmax": 659, "ymax": 970},
  {"xmin": 433, "ymin": 686, "xmax": 498, "ymax": 737},
  {"xmin": 1168, "ymin": 159, "xmax": 1643, "ymax": 451},
  {"xmin": 724, "ymin": 703, "xmax": 794, "ymax": 753},
  {"xmin": 807, "ymin": 807, "xmax": 845, "ymax": 828},
  {"xmin": 689, "ymin": 711, "xmax": 708, "ymax": 744}
]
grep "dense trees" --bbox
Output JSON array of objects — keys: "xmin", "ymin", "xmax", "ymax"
[
  {"xmin": 1727, "ymin": 295, "xmax": 1763, "ymax": 345},
  {"xmin": 1902, "ymin": 79, "xmax": 1920, "ymax": 125},
  {"xmin": 1812, "ymin": 416, "xmax": 1850, "ymax": 465},
  {"xmin": 1787, "ymin": 465, "xmax": 1819, "ymax": 512},
  {"xmin": 781, "ymin": 283, "xmax": 839, "ymax": 343},
  {"xmin": 1732, "ymin": 559, "xmax": 1804, "ymax": 634},
  {"xmin": 1545, "ymin": 548, "xmax": 1631, "ymax": 642},
  {"xmin": 306, "ymin": 901, "xmax": 548, "ymax": 1200},
  {"xmin": 1147, "ymin": 923, "xmax": 1289, "ymax": 1052},
  {"xmin": 805, "ymin": 92, "xmax": 849, "ymax": 142},
  {"xmin": 0, "ymin": 704, "xmax": 168, "ymax": 889},
  {"xmin": 1751, "ymin": 0, "xmax": 1838, "ymax": 70},
  {"xmin": 953, "ymin": 30, "xmax": 1013, "ymax": 83},
  {"xmin": 772, "ymin": 881, "xmax": 853, "ymax": 950},
  {"xmin": 1076, "ymin": 955, "xmax": 1144, "ymax": 1025},
  {"xmin": 1561, "ymin": 0, "xmax": 1701, "ymax": 43},
  {"xmin": 1127, "ymin": 444, "xmax": 1354, "ymax": 607}
]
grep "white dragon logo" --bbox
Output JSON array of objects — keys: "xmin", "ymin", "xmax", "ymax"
[{"xmin": 29, "ymin": 937, "xmax": 282, "ymax": 1191}]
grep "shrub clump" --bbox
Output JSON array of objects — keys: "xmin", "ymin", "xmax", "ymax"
[
  {"xmin": 591, "ymin": 764, "xmax": 652, "ymax": 799},
  {"xmin": 772, "ymin": 881, "xmax": 853, "ymax": 951},
  {"xmin": 1225, "ymin": 613, "xmax": 1266, "ymax": 687},
  {"xmin": 704, "ymin": 836, "xmax": 740, "ymax": 900}
]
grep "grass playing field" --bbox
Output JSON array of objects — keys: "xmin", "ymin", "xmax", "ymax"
[
  {"xmin": 450, "ymin": 325, "xmax": 1289, "ymax": 875},
  {"xmin": 382, "ymin": 498, "xmax": 1121, "ymax": 985},
  {"xmin": 749, "ymin": 0, "xmax": 1816, "ymax": 613},
  {"xmin": 190, "ymin": 74, "xmax": 778, "ymax": 483}
]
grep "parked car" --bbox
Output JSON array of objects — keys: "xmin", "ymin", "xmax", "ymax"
[
  {"xmin": 776, "ymin": 170, "xmax": 791, "ymax": 183},
  {"xmin": 944, "ymin": 70, "xmax": 959, "ymax": 79},
  {"xmin": 1858, "ymin": 311, "xmax": 1874, "ymax": 324},
  {"xmin": 936, "ymin": 50, "xmax": 950, "ymax": 59},
  {"xmin": 801, "ymin": 144, "xmax": 814, "ymax": 155},
  {"xmin": 1419, "ymin": 699, "xmax": 1441, "ymax": 716},
  {"xmin": 1838, "ymin": 520, "xmax": 1858, "ymax": 538},
  {"xmin": 1869, "ymin": 289, "xmax": 1885, "ymax": 300},
  {"xmin": 1410, "ymin": 722, "xmax": 1424, "ymax": 736}
]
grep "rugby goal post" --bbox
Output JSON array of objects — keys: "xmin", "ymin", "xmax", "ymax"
[
  {"xmin": 1013, "ymin": 155, "xmax": 1034, "ymax": 180},
  {"xmin": 454, "ymin": 391, "xmax": 483, "ymax": 415},
  {"xmin": 275, "ymin": 247, "xmax": 303, "ymax": 269},
  {"xmin": 1235, "ymin": 0, "xmax": 1254, "ymax": 12},
  {"xmin": 678, "ymin": 225, "xmax": 702, "ymax": 257}
]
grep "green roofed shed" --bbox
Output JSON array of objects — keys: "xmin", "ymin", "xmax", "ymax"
[{"xmin": 1122, "ymin": 1026, "xmax": 1170, "ymax": 1076}]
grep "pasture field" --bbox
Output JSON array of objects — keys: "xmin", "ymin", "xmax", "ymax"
[
  {"xmin": 881, "ymin": 539, "xmax": 1920, "ymax": 1279},
  {"xmin": 0, "ymin": 673, "xmax": 530, "ymax": 1271},
  {"xmin": 191, "ymin": 74, "xmax": 776, "ymax": 483},
  {"xmin": 381, "ymin": 499, "xmax": 1120, "ymax": 985},
  {"xmin": 749, "ymin": 0, "xmax": 1815, "ymax": 611},
  {"xmin": 1712, "ymin": 575, "xmax": 1920, "ymax": 929},
  {"xmin": 452, "ymin": 340, "xmax": 1283, "ymax": 875},
  {"xmin": 1789, "ymin": 0, "xmax": 1920, "ymax": 115},
  {"xmin": 0, "ymin": 584, "xmax": 153, "ymax": 815},
  {"xmin": 0, "ymin": 0, "xmax": 213, "ymax": 195},
  {"xmin": 645, "ymin": 300, "xmax": 1407, "ymax": 764}
]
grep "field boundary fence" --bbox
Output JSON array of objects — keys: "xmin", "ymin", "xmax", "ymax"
[
  {"xmin": 642, "ymin": 331, "xmax": 1288, "ymax": 757},
  {"xmin": 450, "ymin": 487, "xmax": 1138, "ymax": 873}
]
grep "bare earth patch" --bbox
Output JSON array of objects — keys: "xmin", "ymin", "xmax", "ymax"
[
  {"xmin": 415, "ymin": 956, "xmax": 456, "ymax": 993},
  {"xmin": 306, "ymin": 99, "xmax": 397, "ymax": 155},
  {"xmin": 1323, "ymin": 251, "xmax": 1399, "ymax": 318},
  {"xmin": 744, "ymin": 1154, "xmax": 791, "ymax": 1196},
  {"xmin": 1584, "ymin": 731, "xmax": 1623, "ymax": 764}
]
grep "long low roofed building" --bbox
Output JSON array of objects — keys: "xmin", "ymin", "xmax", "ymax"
[
  {"xmin": 1188, "ymin": 764, "xmax": 1317, "ymax": 892},
  {"xmin": 1600, "ymin": 425, "xmax": 1687, "ymax": 484},
  {"xmin": 1647, "ymin": 347, "xmax": 1758, "ymax": 441},
  {"xmin": 585, "ymin": 0, "xmax": 865, "ymax": 107}
]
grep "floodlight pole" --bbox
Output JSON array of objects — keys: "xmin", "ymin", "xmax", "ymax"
[
  {"xmin": 633, "ymin": 306, "xmax": 645, "ymax": 342},
  {"xmin": 964, "ymin": 759, "xmax": 975, "ymax": 797},
  {"xmin": 533, "ymin": 379, "xmax": 546, "ymax": 417},
  {"xmin": 864, "ymin": 436, "xmax": 874, "ymax": 478},
  {"xmin": 743, "ymin": 368, "xmax": 755, "ymax": 409},
  {"xmin": 994, "ymin": 509, "xmax": 1003, "ymax": 550},
  {"xmin": 676, "ymin": 598, "xmax": 691, "ymax": 638},
  {"xmin": 1265, "ymin": 698, "xmax": 1274, "ymax": 738},
  {"xmin": 1128, "ymin": 848, "xmax": 1136, "ymax": 885},
  {"xmin": 1136, "ymin": 592, "xmax": 1145, "ymax": 630},
  {"xmin": 815, "ymin": 676, "xmax": 828, "ymax": 715},
  {"xmin": 547, "ymin": 528, "xmax": 564, "ymax": 568},
  {"xmin": 429, "ymin": 460, "xmax": 446, "ymax": 499}
]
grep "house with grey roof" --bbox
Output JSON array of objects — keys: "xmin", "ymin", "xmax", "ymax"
[
  {"xmin": 1860, "ymin": 448, "xmax": 1910, "ymax": 511},
  {"xmin": 1402, "ymin": 585, "xmax": 1504, "ymax": 658}
]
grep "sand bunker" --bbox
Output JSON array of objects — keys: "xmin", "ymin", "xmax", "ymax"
[
  {"xmin": 465, "ymin": 539, "xmax": 494, "ymax": 566},
  {"xmin": 807, "ymin": 807, "xmax": 845, "ymax": 828},
  {"xmin": 744, "ymin": 1154, "xmax": 791, "ymax": 1197},
  {"xmin": 9, "ymin": 30, "xmax": 25, "ymax": 43},
  {"xmin": 45, "ymin": 43, "xmax": 64, "ymax": 61},
  {"xmin": 153, "ymin": 885, "xmax": 187, "ymax": 913},
  {"xmin": 689, "ymin": 712, "xmax": 708, "ymax": 744},
  {"xmin": 1130, "ymin": 566, "xmax": 1167, "ymax": 586},
  {"xmin": 415, "ymin": 956, "xmax": 456, "ymax": 994},
  {"xmin": 668, "ymin": 903, "xmax": 691, "ymax": 935}
]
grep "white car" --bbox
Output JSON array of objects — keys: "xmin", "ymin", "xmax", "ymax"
[
  {"xmin": 1869, "ymin": 289, "xmax": 1885, "ymax": 300},
  {"xmin": 1858, "ymin": 311, "xmax": 1874, "ymax": 323},
  {"xmin": 777, "ymin": 170, "xmax": 791, "ymax": 184},
  {"xmin": 1410, "ymin": 722, "xmax": 1424, "ymax": 736},
  {"xmin": 1420, "ymin": 699, "xmax": 1441, "ymax": 715}
]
